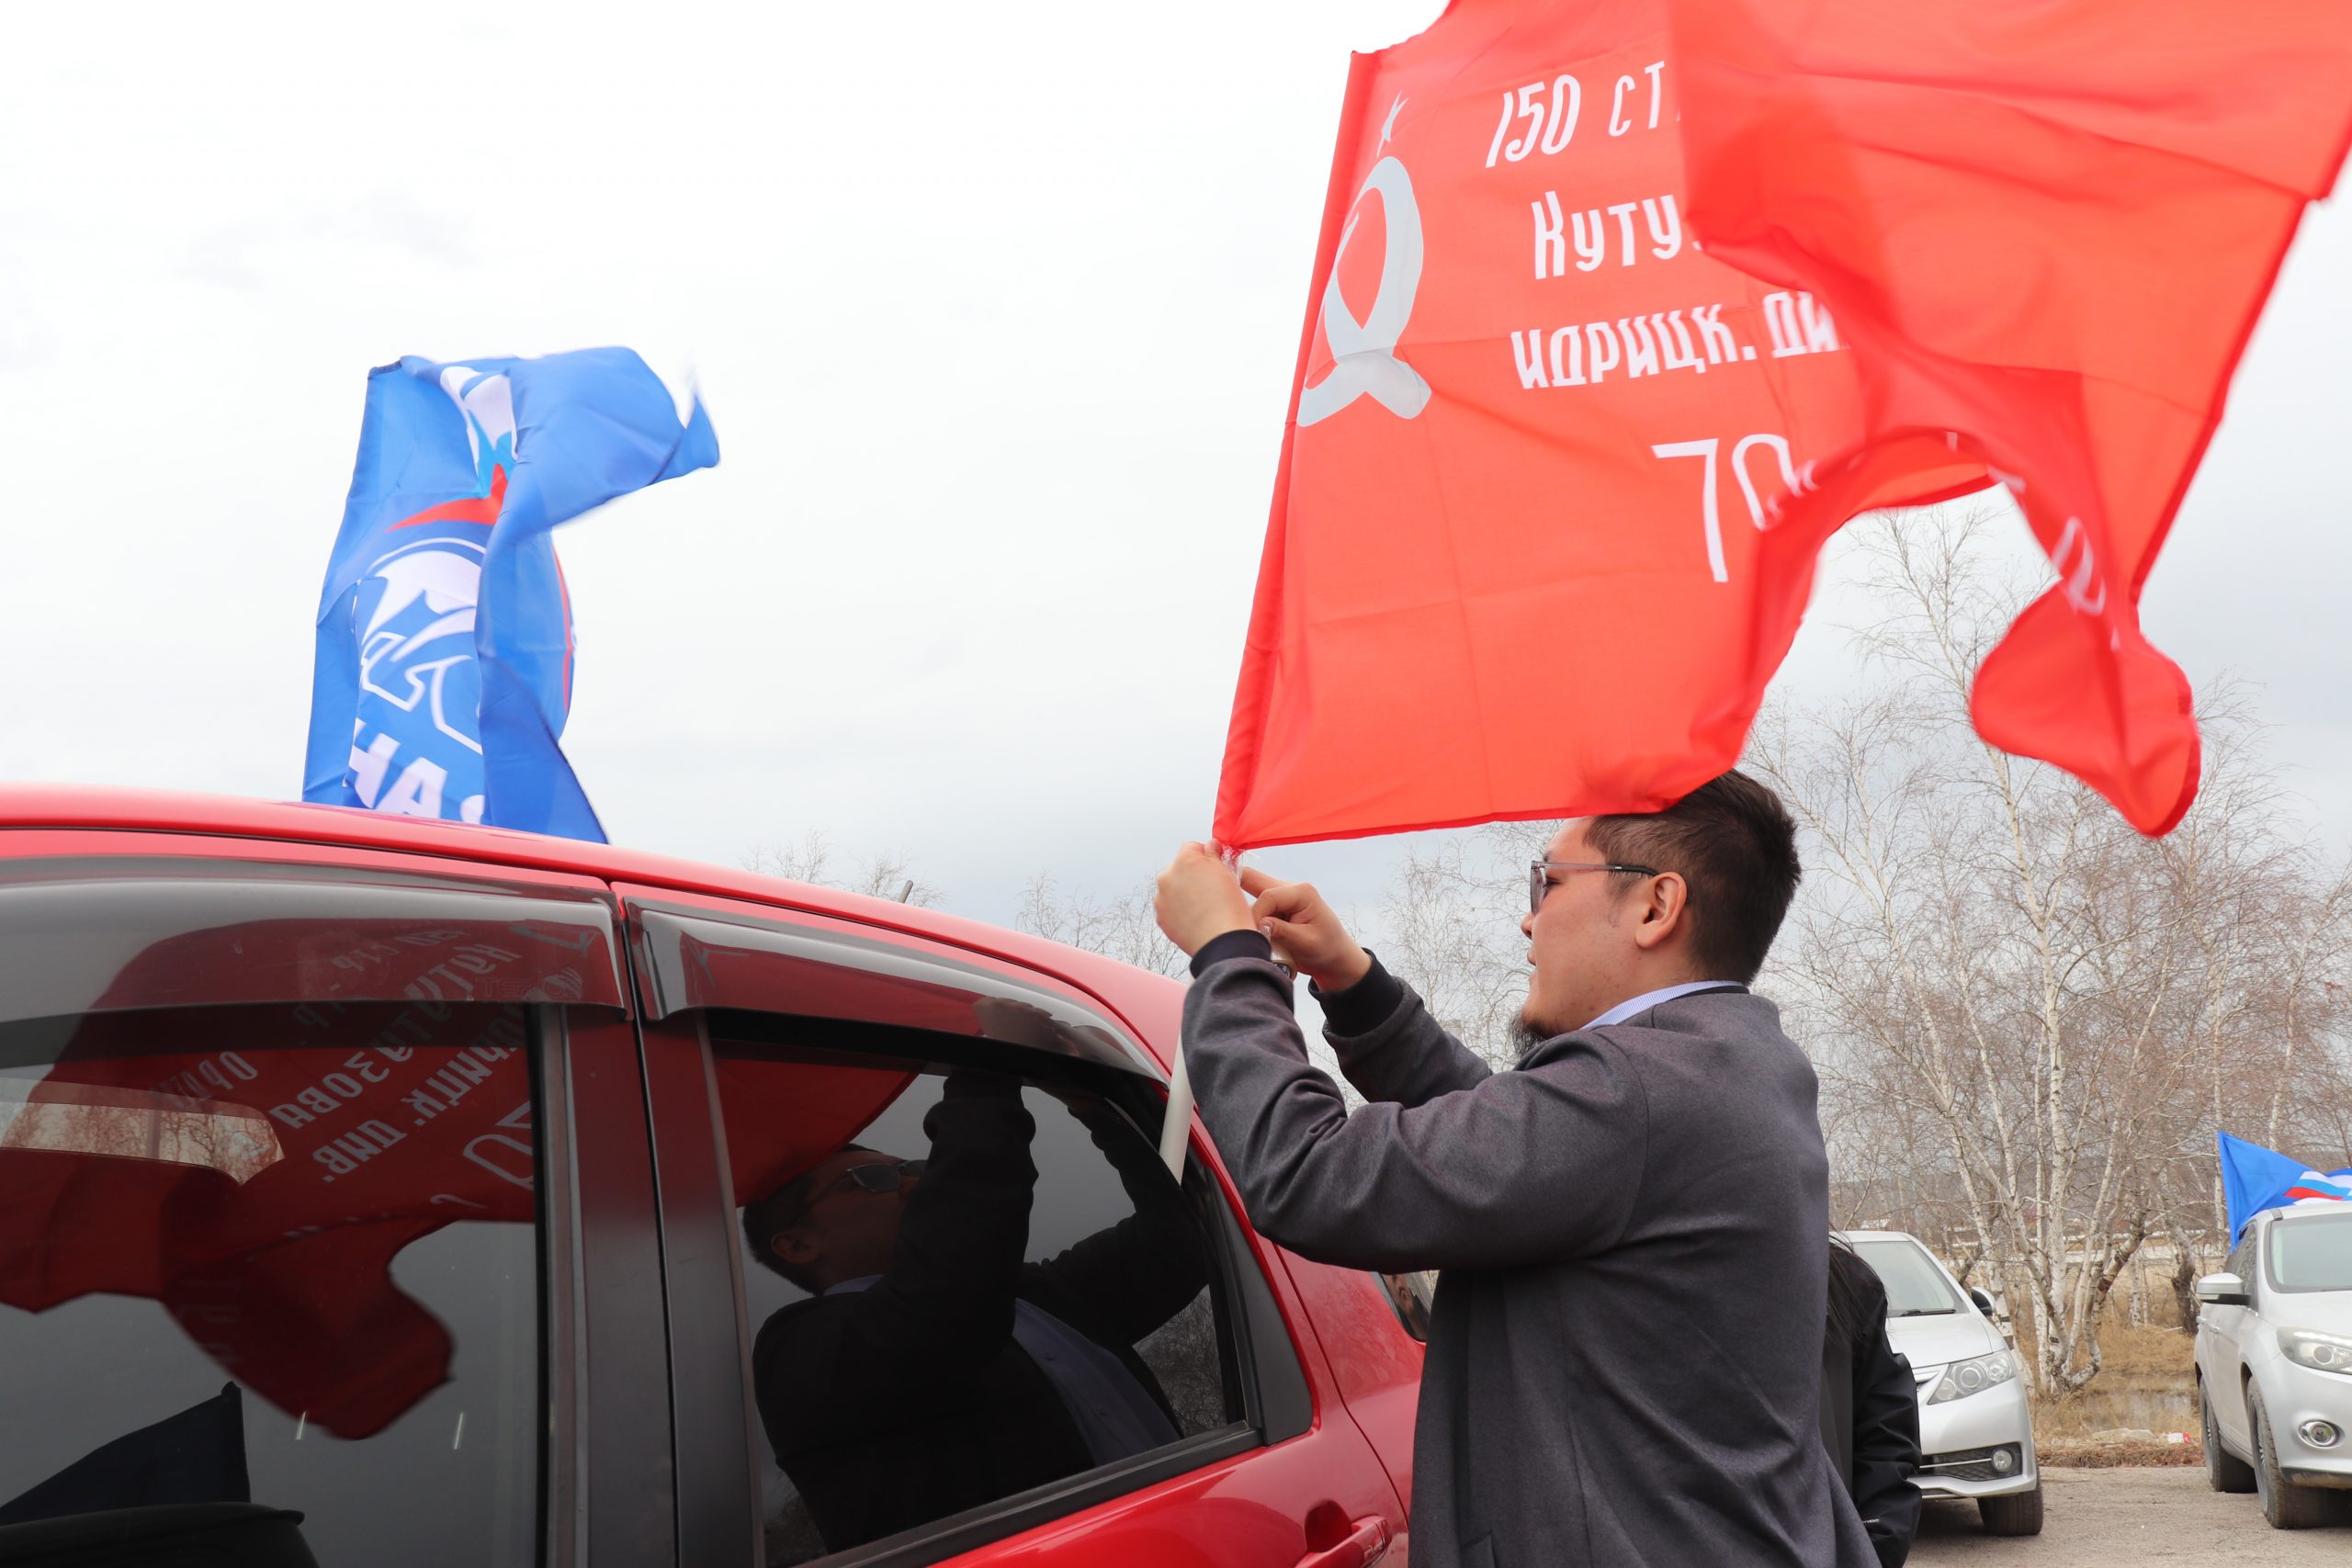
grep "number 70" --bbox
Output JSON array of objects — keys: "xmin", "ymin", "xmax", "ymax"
[{"xmin": 1651, "ymin": 434, "xmax": 1811, "ymax": 582}]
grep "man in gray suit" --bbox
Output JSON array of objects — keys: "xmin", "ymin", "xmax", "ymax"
[{"xmin": 1154, "ymin": 771, "xmax": 1873, "ymax": 1568}]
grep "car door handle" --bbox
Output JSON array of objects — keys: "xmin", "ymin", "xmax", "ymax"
[{"xmin": 1294, "ymin": 1515, "xmax": 1391, "ymax": 1568}]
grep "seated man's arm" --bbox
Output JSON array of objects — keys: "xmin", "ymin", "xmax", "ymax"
[
  {"xmin": 1181, "ymin": 954, "xmax": 1645, "ymax": 1272},
  {"xmin": 763, "ymin": 1072, "xmax": 1037, "ymax": 1435},
  {"xmin": 1030, "ymin": 1094, "xmax": 1210, "ymax": 1345}
]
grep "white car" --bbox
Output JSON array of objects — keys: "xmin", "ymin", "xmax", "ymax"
[
  {"xmin": 1843, "ymin": 1230, "xmax": 2044, "ymax": 1536},
  {"xmin": 2195, "ymin": 1205, "xmax": 2352, "ymax": 1528}
]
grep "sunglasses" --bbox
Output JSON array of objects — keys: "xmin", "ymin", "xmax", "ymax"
[
  {"xmin": 780, "ymin": 1157, "xmax": 928, "ymax": 1230},
  {"xmin": 1529, "ymin": 860, "xmax": 1660, "ymax": 918}
]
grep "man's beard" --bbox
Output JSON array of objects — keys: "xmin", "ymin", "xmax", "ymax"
[{"xmin": 1509, "ymin": 1009, "xmax": 1559, "ymax": 1063}]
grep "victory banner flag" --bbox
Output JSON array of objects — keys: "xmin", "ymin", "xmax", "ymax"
[
  {"xmin": 1213, "ymin": 0, "xmax": 2351, "ymax": 849},
  {"xmin": 304, "ymin": 349, "xmax": 718, "ymax": 841},
  {"xmin": 1671, "ymin": 0, "xmax": 2352, "ymax": 834}
]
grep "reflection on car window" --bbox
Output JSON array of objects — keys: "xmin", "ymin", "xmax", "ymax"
[
  {"xmin": 2269, "ymin": 1212, "xmax": 2352, "ymax": 1292},
  {"xmin": 712, "ymin": 1043, "xmax": 1234, "ymax": 1565},
  {"xmin": 1378, "ymin": 1271, "xmax": 1436, "ymax": 1341},
  {"xmin": 0, "ymin": 1002, "xmax": 539, "ymax": 1566},
  {"xmin": 1851, "ymin": 1240, "xmax": 1964, "ymax": 1316}
]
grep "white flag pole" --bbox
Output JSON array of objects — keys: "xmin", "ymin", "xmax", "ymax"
[{"xmin": 1158, "ymin": 1033, "xmax": 1196, "ymax": 1179}]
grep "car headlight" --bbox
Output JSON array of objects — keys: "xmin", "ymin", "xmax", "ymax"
[
  {"xmin": 1926, "ymin": 1350, "xmax": 2018, "ymax": 1404},
  {"xmin": 2278, "ymin": 1329, "xmax": 2352, "ymax": 1376}
]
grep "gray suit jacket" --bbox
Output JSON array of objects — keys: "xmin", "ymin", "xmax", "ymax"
[{"xmin": 1182, "ymin": 955, "xmax": 1876, "ymax": 1568}]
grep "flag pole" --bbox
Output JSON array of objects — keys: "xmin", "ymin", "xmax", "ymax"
[{"xmin": 1158, "ymin": 1032, "xmax": 1196, "ymax": 1180}]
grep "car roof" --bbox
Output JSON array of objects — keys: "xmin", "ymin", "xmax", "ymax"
[
  {"xmin": 0, "ymin": 784, "xmax": 1187, "ymax": 1059},
  {"xmin": 1836, "ymin": 1230, "xmax": 1923, "ymax": 1245},
  {"xmin": 2262, "ymin": 1203, "xmax": 2352, "ymax": 1227}
]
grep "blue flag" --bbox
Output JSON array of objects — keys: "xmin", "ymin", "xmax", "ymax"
[
  {"xmin": 304, "ymin": 350, "xmax": 718, "ymax": 839},
  {"xmin": 2218, "ymin": 1130, "xmax": 2352, "ymax": 1242}
]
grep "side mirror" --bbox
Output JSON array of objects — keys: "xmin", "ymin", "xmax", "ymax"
[
  {"xmin": 2195, "ymin": 1271, "xmax": 2248, "ymax": 1307},
  {"xmin": 1970, "ymin": 1288, "xmax": 1996, "ymax": 1317}
]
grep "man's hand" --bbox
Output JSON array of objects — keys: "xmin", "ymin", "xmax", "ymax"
[
  {"xmin": 1153, "ymin": 842, "xmax": 1256, "ymax": 956},
  {"xmin": 1238, "ymin": 867, "xmax": 1372, "ymax": 992}
]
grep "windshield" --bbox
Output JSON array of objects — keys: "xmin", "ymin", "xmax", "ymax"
[
  {"xmin": 2269, "ymin": 1212, "xmax": 2352, "ymax": 1292},
  {"xmin": 1852, "ymin": 1238, "xmax": 1967, "ymax": 1316}
]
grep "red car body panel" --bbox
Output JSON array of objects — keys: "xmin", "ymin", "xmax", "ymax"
[
  {"xmin": 0, "ymin": 786, "xmax": 1424, "ymax": 1566},
  {"xmin": 0, "ymin": 786, "xmax": 1184, "ymax": 1055}
]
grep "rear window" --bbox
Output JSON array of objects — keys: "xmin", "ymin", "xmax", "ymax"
[
  {"xmin": 1852, "ymin": 1238, "xmax": 1966, "ymax": 1316},
  {"xmin": 0, "ymin": 1001, "xmax": 541, "ymax": 1565}
]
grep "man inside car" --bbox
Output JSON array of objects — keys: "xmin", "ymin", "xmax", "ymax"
[{"xmin": 741, "ymin": 1070, "xmax": 1207, "ymax": 1554}]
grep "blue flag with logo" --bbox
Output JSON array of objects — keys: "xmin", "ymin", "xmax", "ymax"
[
  {"xmin": 304, "ymin": 349, "xmax": 718, "ymax": 840},
  {"xmin": 2218, "ymin": 1130, "xmax": 2352, "ymax": 1241}
]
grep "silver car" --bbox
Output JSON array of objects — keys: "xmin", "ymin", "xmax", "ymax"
[
  {"xmin": 1843, "ymin": 1230, "xmax": 2044, "ymax": 1536},
  {"xmin": 2195, "ymin": 1205, "xmax": 2352, "ymax": 1528}
]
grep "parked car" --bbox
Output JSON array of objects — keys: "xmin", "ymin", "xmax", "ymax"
[
  {"xmin": 0, "ymin": 786, "xmax": 1422, "ymax": 1568},
  {"xmin": 2194, "ymin": 1204, "xmax": 2352, "ymax": 1528},
  {"xmin": 1840, "ymin": 1230, "xmax": 2043, "ymax": 1536}
]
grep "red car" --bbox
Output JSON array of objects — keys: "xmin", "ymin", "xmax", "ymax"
[{"xmin": 0, "ymin": 787, "xmax": 1423, "ymax": 1568}]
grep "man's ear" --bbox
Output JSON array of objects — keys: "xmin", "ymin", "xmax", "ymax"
[
  {"xmin": 1630, "ymin": 872, "xmax": 1689, "ymax": 953},
  {"xmin": 775, "ymin": 1229, "xmax": 818, "ymax": 1268}
]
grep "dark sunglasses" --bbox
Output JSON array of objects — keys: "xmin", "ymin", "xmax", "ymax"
[{"xmin": 780, "ymin": 1157, "xmax": 927, "ymax": 1229}]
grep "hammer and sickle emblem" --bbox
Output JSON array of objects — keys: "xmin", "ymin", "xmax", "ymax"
[{"xmin": 1296, "ymin": 156, "xmax": 1432, "ymax": 427}]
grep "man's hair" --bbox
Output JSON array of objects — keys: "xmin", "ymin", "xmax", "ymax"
[
  {"xmin": 741, "ymin": 1144, "xmax": 875, "ymax": 1296},
  {"xmin": 1586, "ymin": 769, "xmax": 1801, "ymax": 983}
]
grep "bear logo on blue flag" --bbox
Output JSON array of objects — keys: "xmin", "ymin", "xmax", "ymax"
[{"xmin": 305, "ymin": 350, "xmax": 718, "ymax": 840}]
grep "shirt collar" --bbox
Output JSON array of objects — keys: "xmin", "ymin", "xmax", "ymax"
[{"xmin": 1581, "ymin": 980, "xmax": 1744, "ymax": 1031}]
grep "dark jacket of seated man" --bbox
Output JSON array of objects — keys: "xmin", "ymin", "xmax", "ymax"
[{"xmin": 748, "ymin": 1072, "xmax": 1208, "ymax": 1554}]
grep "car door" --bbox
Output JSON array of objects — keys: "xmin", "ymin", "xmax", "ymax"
[
  {"xmin": 616, "ymin": 885, "xmax": 1406, "ymax": 1568},
  {"xmin": 0, "ymin": 831, "xmax": 667, "ymax": 1568},
  {"xmin": 2202, "ymin": 1229, "xmax": 2259, "ymax": 1453}
]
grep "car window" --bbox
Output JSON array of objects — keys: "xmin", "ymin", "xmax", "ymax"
[
  {"xmin": 708, "ymin": 1037, "xmax": 1241, "ymax": 1566},
  {"xmin": 2268, "ymin": 1212, "xmax": 2352, "ymax": 1292},
  {"xmin": 1851, "ymin": 1238, "xmax": 1966, "ymax": 1316},
  {"xmin": 2225, "ymin": 1234, "xmax": 2255, "ymax": 1286},
  {"xmin": 0, "ymin": 1001, "xmax": 540, "ymax": 1566}
]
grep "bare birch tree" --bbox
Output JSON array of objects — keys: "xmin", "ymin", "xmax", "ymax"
[
  {"xmin": 742, "ymin": 831, "xmax": 941, "ymax": 908},
  {"xmin": 1749, "ymin": 507, "xmax": 2352, "ymax": 1396},
  {"xmin": 1013, "ymin": 874, "xmax": 1188, "ymax": 977},
  {"xmin": 1370, "ymin": 828, "xmax": 1555, "ymax": 1069}
]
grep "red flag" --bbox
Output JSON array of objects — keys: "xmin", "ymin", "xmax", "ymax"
[
  {"xmin": 1213, "ymin": 0, "xmax": 2348, "ymax": 848},
  {"xmin": 1670, "ymin": 0, "xmax": 2352, "ymax": 833}
]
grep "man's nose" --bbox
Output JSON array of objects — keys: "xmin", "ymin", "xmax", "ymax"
[{"xmin": 1520, "ymin": 908, "xmax": 1538, "ymax": 940}]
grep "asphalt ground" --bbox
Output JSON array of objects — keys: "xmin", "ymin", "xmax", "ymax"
[{"xmin": 1908, "ymin": 1466, "xmax": 2352, "ymax": 1563}]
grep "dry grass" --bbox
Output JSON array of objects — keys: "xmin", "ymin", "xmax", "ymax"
[
  {"xmin": 2022, "ymin": 1316, "xmax": 2201, "ymax": 1465},
  {"xmin": 2041, "ymin": 1437, "xmax": 2202, "ymax": 1468},
  {"xmin": 2093, "ymin": 1320, "xmax": 2197, "ymax": 1380}
]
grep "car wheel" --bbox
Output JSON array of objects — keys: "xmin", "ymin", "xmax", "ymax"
[
  {"xmin": 2201, "ymin": 1376, "xmax": 2256, "ymax": 1493},
  {"xmin": 1977, "ymin": 1483, "xmax": 2044, "ymax": 1537},
  {"xmin": 2249, "ymin": 1384, "xmax": 2331, "ymax": 1529}
]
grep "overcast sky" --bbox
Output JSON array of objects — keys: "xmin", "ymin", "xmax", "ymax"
[{"xmin": 3, "ymin": 2, "xmax": 2346, "ymax": 933}]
